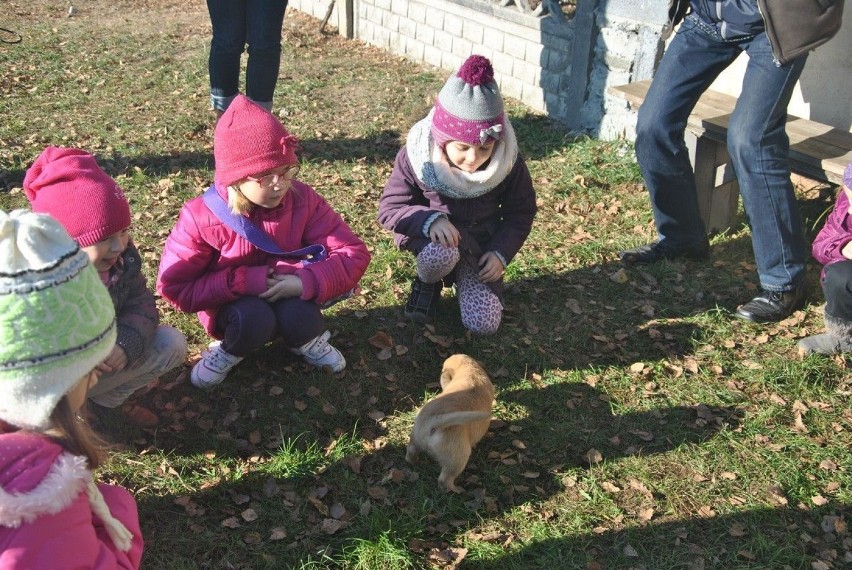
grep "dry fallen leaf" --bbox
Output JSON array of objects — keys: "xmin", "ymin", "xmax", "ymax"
[
  {"xmin": 368, "ymin": 331, "xmax": 393, "ymax": 350},
  {"xmin": 268, "ymin": 527, "xmax": 287, "ymax": 541},
  {"xmin": 811, "ymin": 494, "xmax": 829, "ymax": 506},
  {"xmin": 728, "ymin": 522, "xmax": 746, "ymax": 537}
]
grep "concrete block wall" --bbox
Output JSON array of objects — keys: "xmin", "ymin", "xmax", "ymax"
[
  {"xmin": 287, "ymin": 0, "xmax": 670, "ymax": 136},
  {"xmin": 288, "ymin": 0, "xmax": 576, "ymax": 125}
]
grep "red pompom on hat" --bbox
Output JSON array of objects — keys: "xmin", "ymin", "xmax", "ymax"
[
  {"xmin": 22, "ymin": 146, "xmax": 131, "ymax": 248},
  {"xmin": 213, "ymin": 94, "xmax": 300, "ymax": 188}
]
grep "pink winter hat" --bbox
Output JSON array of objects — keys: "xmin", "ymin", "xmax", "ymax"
[
  {"xmin": 214, "ymin": 94, "xmax": 299, "ymax": 188},
  {"xmin": 432, "ymin": 55, "xmax": 505, "ymax": 148},
  {"xmin": 22, "ymin": 147, "xmax": 131, "ymax": 248}
]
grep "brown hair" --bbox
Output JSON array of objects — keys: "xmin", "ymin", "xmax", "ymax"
[{"xmin": 45, "ymin": 397, "xmax": 106, "ymax": 469}]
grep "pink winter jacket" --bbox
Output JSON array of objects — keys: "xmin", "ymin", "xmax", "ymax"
[
  {"xmin": 156, "ymin": 181, "xmax": 371, "ymax": 336},
  {"xmin": 0, "ymin": 432, "xmax": 143, "ymax": 569}
]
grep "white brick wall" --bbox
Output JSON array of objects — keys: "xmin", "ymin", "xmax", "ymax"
[
  {"xmin": 344, "ymin": 0, "xmax": 568, "ymax": 117},
  {"xmin": 286, "ymin": 0, "xmax": 661, "ymax": 134}
]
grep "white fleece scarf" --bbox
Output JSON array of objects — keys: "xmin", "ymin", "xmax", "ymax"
[
  {"xmin": 0, "ymin": 451, "xmax": 132, "ymax": 552},
  {"xmin": 405, "ymin": 110, "xmax": 519, "ymax": 200}
]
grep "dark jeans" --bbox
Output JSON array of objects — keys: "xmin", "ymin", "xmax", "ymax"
[
  {"xmin": 822, "ymin": 261, "xmax": 852, "ymax": 322},
  {"xmin": 207, "ymin": 0, "xmax": 288, "ymax": 111},
  {"xmin": 215, "ymin": 296, "xmax": 324, "ymax": 356},
  {"xmin": 635, "ymin": 13, "xmax": 809, "ymax": 292}
]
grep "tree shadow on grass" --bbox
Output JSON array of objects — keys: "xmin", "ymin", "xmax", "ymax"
[{"xmin": 108, "ymin": 256, "xmax": 760, "ymax": 568}]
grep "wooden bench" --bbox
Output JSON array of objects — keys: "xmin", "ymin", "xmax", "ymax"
[{"xmin": 609, "ymin": 80, "xmax": 852, "ymax": 234}]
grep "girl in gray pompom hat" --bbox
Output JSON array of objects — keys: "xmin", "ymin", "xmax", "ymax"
[{"xmin": 378, "ymin": 55, "xmax": 537, "ymax": 335}]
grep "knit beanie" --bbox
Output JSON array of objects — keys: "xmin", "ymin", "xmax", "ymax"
[
  {"xmin": 431, "ymin": 55, "xmax": 505, "ymax": 148},
  {"xmin": 213, "ymin": 94, "xmax": 300, "ymax": 189},
  {"xmin": 0, "ymin": 210, "xmax": 116, "ymax": 430},
  {"xmin": 22, "ymin": 147, "xmax": 132, "ymax": 248},
  {"xmin": 844, "ymin": 162, "xmax": 852, "ymax": 190}
]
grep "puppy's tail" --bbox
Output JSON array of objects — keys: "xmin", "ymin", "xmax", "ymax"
[{"xmin": 429, "ymin": 411, "xmax": 491, "ymax": 429}]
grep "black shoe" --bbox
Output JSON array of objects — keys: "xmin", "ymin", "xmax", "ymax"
[
  {"xmin": 404, "ymin": 277, "xmax": 441, "ymax": 324},
  {"xmin": 734, "ymin": 287, "xmax": 806, "ymax": 323},
  {"xmin": 619, "ymin": 241, "xmax": 710, "ymax": 266}
]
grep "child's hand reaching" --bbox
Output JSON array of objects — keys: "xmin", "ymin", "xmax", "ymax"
[
  {"xmin": 261, "ymin": 271, "xmax": 303, "ymax": 302},
  {"xmin": 478, "ymin": 251, "xmax": 505, "ymax": 283},
  {"xmin": 429, "ymin": 217, "xmax": 460, "ymax": 248},
  {"xmin": 96, "ymin": 346, "xmax": 128, "ymax": 374}
]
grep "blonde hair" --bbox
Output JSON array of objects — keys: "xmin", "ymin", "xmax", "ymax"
[
  {"xmin": 227, "ymin": 185, "xmax": 254, "ymax": 216},
  {"xmin": 227, "ymin": 182, "xmax": 299, "ymax": 216}
]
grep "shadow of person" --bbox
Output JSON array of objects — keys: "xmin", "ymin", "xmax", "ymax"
[{"xmin": 458, "ymin": 502, "xmax": 850, "ymax": 569}]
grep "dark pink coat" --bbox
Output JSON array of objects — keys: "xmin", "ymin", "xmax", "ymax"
[
  {"xmin": 0, "ymin": 432, "xmax": 143, "ymax": 569},
  {"xmin": 812, "ymin": 189, "xmax": 852, "ymax": 276},
  {"xmin": 156, "ymin": 181, "xmax": 370, "ymax": 336}
]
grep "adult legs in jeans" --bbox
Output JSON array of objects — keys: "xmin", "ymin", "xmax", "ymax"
[
  {"xmin": 207, "ymin": 0, "xmax": 287, "ymax": 112},
  {"xmin": 632, "ymin": 15, "xmax": 741, "ymax": 256},
  {"xmin": 245, "ymin": 0, "xmax": 288, "ymax": 110},
  {"xmin": 728, "ymin": 33, "xmax": 808, "ymax": 293}
]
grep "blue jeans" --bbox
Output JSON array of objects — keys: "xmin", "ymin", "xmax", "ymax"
[
  {"xmin": 207, "ymin": 0, "xmax": 288, "ymax": 112},
  {"xmin": 635, "ymin": 13, "xmax": 809, "ymax": 292}
]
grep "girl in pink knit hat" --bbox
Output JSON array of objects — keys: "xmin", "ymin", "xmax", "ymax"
[
  {"xmin": 157, "ymin": 95, "xmax": 371, "ymax": 388},
  {"xmin": 378, "ymin": 55, "xmax": 537, "ymax": 334},
  {"xmin": 23, "ymin": 147, "xmax": 188, "ymax": 428}
]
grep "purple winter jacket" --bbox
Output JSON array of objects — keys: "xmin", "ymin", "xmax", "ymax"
[
  {"xmin": 378, "ymin": 147, "xmax": 537, "ymax": 275},
  {"xmin": 812, "ymin": 189, "xmax": 852, "ymax": 278}
]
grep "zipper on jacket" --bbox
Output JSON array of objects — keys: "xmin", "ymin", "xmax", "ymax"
[{"xmin": 755, "ymin": 0, "xmax": 782, "ymax": 66}]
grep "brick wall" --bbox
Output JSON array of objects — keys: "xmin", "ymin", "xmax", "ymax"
[{"xmin": 287, "ymin": 0, "xmax": 668, "ymax": 137}]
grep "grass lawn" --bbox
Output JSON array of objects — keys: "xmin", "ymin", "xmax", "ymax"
[{"xmin": 1, "ymin": 1, "xmax": 849, "ymax": 568}]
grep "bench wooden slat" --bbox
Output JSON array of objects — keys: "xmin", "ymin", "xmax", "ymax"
[{"xmin": 609, "ymin": 80, "xmax": 851, "ymax": 185}]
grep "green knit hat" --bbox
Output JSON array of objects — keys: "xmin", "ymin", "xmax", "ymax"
[{"xmin": 0, "ymin": 209, "xmax": 116, "ymax": 430}]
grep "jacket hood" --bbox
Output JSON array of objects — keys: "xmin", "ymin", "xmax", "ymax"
[{"xmin": 0, "ymin": 432, "xmax": 90, "ymax": 528}]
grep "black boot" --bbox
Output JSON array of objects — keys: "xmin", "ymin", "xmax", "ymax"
[
  {"xmin": 735, "ymin": 286, "xmax": 806, "ymax": 323},
  {"xmin": 620, "ymin": 240, "xmax": 710, "ymax": 266},
  {"xmin": 404, "ymin": 277, "xmax": 441, "ymax": 324}
]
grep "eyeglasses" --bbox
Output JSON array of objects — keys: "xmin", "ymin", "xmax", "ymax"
[{"xmin": 246, "ymin": 165, "xmax": 300, "ymax": 187}]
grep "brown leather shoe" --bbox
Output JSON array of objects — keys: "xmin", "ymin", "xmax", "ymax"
[{"xmin": 119, "ymin": 402, "xmax": 159, "ymax": 428}]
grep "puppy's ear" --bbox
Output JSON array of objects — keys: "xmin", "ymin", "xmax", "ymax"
[{"xmin": 440, "ymin": 366, "xmax": 455, "ymax": 386}]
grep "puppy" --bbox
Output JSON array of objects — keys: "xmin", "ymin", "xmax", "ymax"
[{"xmin": 406, "ymin": 354, "xmax": 495, "ymax": 492}]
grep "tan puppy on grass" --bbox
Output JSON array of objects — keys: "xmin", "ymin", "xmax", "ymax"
[{"xmin": 406, "ymin": 354, "xmax": 495, "ymax": 492}]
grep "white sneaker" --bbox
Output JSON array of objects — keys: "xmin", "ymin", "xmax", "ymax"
[
  {"xmin": 190, "ymin": 341, "xmax": 244, "ymax": 388},
  {"xmin": 292, "ymin": 331, "xmax": 346, "ymax": 372}
]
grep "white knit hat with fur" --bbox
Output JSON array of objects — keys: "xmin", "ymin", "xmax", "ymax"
[{"xmin": 0, "ymin": 209, "xmax": 115, "ymax": 429}]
